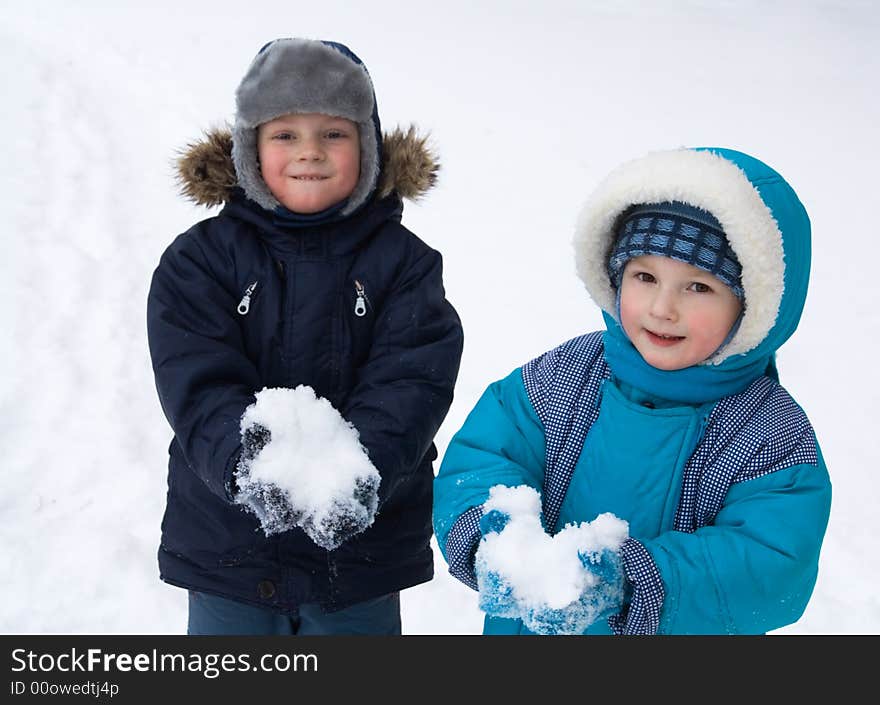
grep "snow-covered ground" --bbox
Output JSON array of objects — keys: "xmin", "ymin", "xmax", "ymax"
[{"xmin": 2, "ymin": 0, "xmax": 877, "ymax": 634}]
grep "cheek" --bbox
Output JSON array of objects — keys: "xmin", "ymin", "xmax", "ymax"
[
  {"xmin": 618, "ymin": 288, "xmax": 641, "ymax": 333},
  {"xmin": 342, "ymin": 148, "xmax": 361, "ymax": 183},
  {"xmin": 257, "ymin": 146, "xmax": 276, "ymax": 175},
  {"xmin": 687, "ymin": 306, "xmax": 734, "ymax": 346}
]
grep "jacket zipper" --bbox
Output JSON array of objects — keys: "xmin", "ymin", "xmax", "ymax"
[
  {"xmin": 237, "ymin": 281, "xmax": 258, "ymax": 315},
  {"xmin": 354, "ymin": 279, "xmax": 370, "ymax": 317}
]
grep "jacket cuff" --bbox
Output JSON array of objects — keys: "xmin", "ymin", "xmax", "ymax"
[
  {"xmin": 443, "ymin": 506, "xmax": 484, "ymax": 590},
  {"xmin": 608, "ymin": 537, "xmax": 665, "ymax": 635},
  {"xmin": 223, "ymin": 446, "xmax": 243, "ymax": 503}
]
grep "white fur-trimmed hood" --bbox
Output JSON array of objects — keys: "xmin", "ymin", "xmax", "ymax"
[{"xmin": 573, "ymin": 148, "xmax": 788, "ymax": 364}]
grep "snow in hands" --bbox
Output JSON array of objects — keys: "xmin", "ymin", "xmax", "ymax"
[
  {"xmin": 475, "ymin": 485, "xmax": 629, "ymax": 634},
  {"xmin": 234, "ymin": 386, "xmax": 380, "ymax": 550}
]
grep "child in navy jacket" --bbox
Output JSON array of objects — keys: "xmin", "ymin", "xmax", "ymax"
[{"xmin": 148, "ymin": 38, "xmax": 463, "ymax": 635}]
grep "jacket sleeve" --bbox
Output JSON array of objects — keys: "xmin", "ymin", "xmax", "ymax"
[
  {"xmin": 341, "ymin": 247, "xmax": 463, "ymax": 507},
  {"xmin": 639, "ymin": 445, "xmax": 831, "ymax": 634},
  {"xmin": 147, "ymin": 229, "xmax": 260, "ymax": 502},
  {"xmin": 433, "ymin": 368, "xmax": 547, "ymax": 589}
]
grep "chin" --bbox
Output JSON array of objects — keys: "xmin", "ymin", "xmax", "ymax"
[
  {"xmin": 637, "ymin": 349, "xmax": 689, "ymax": 372},
  {"xmin": 644, "ymin": 359, "xmax": 679, "ymax": 371},
  {"xmin": 282, "ymin": 200, "xmax": 325, "ymax": 214}
]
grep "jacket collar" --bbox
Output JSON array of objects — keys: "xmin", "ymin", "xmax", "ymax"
[
  {"xmin": 602, "ymin": 313, "xmax": 774, "ymax": 406},
  {"xmin": 221, "ymin": 188, "xmax": 403, "ymax": 258}
]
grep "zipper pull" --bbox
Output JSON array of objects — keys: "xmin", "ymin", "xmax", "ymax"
[
  {"xmin": 354, "ymin": 280, "xmax": 367, "ymax": 317},
  {"xmin": 237, "ymin": 281, "xmax": 258, "ymax": 315}
]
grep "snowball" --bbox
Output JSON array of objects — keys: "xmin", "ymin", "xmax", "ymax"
[
  {"xmin": 235, "ymin": 386, "xmax": 380, "ymax": 548},
  {"xmin": 475, "ymin": 484, "xmax": 629, "ymax": 633}
]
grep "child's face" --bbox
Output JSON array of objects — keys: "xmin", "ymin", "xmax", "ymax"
[
  {"xmin": 257, "ymin": 113, "xmax": 360, "ymax": 214},
  {"xmin": 618, "ymin": 255, "xmax": 743, "ymax": 370}
]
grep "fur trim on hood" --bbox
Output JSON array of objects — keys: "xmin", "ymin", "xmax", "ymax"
[{"xmin": 175, "ymin": 124, "xmax": 439, "ymax": 208}]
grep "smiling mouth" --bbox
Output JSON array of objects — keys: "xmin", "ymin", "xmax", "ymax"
[
  {"xmin": 291, "ymin": 175, "xmax": 329, "ymax": 181},
  {"xmin": 645, "ymin": 330, "xmax": 685, "ymax": 346}
]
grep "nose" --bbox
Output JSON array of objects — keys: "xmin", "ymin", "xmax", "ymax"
[
  {"xmin": 649, "ymin": 287, "xmax": 678, "ymax": 321},
  {"xmin": 296, "ymin": 137, "xmax": 324, "ymax": 161}
]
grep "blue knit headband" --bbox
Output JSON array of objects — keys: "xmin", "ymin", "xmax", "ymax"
[{"xmin": 607, "ymin": 201, "xmax": 744, "ymax": 301}]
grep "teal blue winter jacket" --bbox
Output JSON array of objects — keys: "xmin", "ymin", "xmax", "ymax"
[{"xmin": 433, "ymin": 148, "xmax": 831, "ymax": 634}]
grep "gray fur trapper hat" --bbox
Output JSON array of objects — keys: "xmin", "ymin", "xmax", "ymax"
[{"xmin": 231, "ymin": 38, "xmax": 381, "ymax": 216}]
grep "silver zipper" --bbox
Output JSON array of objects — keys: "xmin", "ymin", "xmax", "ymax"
[
  {"xmin": 354, "ymin": 280, "xmax": 368, "ymax": 317},
  {"xmin": 237, "ymin": 281, "xmax": 258, "ymax": 315}
]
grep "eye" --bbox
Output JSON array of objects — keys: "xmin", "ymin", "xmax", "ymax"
[
  {"xmin": 325, "ymin": 130, "xmax": 348, "ymax": 139},
  {"xmin": 272, "ymin": 132, "xmax": 293, "ymax": 141},
  {"xmin": 688, "ymin": 281, "xmax": 712, "ymax": 293},
  {"xmin": 634, "ymin": 272, "xmax": 656, "ymax": 283}
]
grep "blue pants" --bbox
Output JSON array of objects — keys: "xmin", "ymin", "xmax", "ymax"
[{"xmin": 187, "ymin": 590, "xmax": 401, "ymax": 635}]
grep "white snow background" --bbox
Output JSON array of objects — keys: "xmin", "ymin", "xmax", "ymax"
[{"xmin": 2, "ymin": 0, "xmax": 877, "ymax": 634}]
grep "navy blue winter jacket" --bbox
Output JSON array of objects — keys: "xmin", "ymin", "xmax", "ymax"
[{"xmin": 147, "ymin": 129, "xmax": 463, "ymax": 613}]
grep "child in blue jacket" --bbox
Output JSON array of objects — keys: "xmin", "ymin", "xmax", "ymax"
[
  {"xmin": 147, "ymin": 38, "xmax": 463, "ymax": 634},
  {"xmin": 433, "ymin": 147, "xmax": 831, "ymax": 635}
]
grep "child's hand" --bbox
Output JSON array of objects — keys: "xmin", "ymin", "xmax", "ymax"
[
  {"xmin": 235, "ymin": 424, "xmax": 305, "ymax": 533},
  {"xmin": 236, "ymin": 449, "xmax": 379, "ymax": 549},
  {"xmin": 479, "ymin": 508, "xmax": 510, "ymax": 536},
  {"xmin": 475, "ymin": 538, "xmax": 626, "ymax": 633},
  {"xmin": 241, "ymin": 422, "xmax": 272, "ymax": 464},
  {"xmin": 233, "ymin": 386, "xmax": 382, "ymax": 548},
  {"xmin": 237, "ymin": 476, "xmax": 304, "ymax": 533},
  {"xmin": 578, "ymin": 544, "xmax": 625, "ymax": 588},
  {"xmin": 474, "ymin": 507, "xmax": 519, "ymax": 617},
  {"xmin": 473, "ymin": 485, "xmax": 629, "ymax": 634},
  {"xmin": 521, "ymin": 547, "xmax": 625, "ymax": 635},
  {"xmin": 300, "ymin": 473, "xmax": 380, "ymax": 551},
  {"xmin": 476, "ymin": 567, "xmax": 520, "ymax": 620}
]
